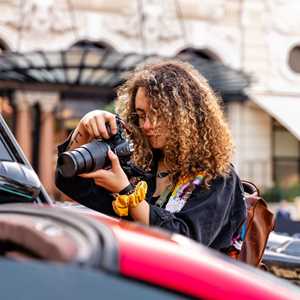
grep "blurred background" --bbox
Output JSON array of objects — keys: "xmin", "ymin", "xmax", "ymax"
[{"xmin": 0, "ymin": 0, "xmax": 299, "ymax": 220}]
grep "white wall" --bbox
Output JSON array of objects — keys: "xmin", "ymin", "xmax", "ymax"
[{"xmin": 227, "ymin": 101, "xmax": 273, "ymax": 188}]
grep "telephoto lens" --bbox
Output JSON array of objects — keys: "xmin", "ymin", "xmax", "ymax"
[
  {"xmin": 57, "ymin": 140, "xmax": 109, "ymax": 178},
  {"xmin": 57, "ymin": 116, "xmax": 133, "ymax": 178}
]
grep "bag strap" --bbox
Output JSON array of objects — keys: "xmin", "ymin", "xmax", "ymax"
[
  {"xmin": 238, "ymin": 180, "xmax": 275, "ymax": 267},
  {"xmin": 241, "ymin": 180, "xmax": 260, "ymax": 196}
]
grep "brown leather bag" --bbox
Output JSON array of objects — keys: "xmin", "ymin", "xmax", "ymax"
[{"xmin": 238, "ymin": 180, "xmax": 275, "ymax": 267}]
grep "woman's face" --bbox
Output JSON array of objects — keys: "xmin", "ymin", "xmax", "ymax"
[{"xmin": 134, "ymin": 87, "xmax": 167, "ymax": 150}]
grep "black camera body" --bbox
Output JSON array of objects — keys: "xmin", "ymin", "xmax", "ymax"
[{"xmin": 57, "ymin": 117, "xmax": 133, "ymax": 178}]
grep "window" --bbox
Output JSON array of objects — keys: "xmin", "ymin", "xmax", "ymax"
[
  {"xmin": 0, "ymin": 135, "xmax": 13, "ymax": 161},
  {"xmin": 272, "ymin": 120, "xmax": 300, "ymax": 186},
  {"xmin": 288, "ymin": 46, "xmax": 300, "ymax": 73}
]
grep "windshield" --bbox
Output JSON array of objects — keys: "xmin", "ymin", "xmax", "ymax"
[{"xmin": 283, "ymin": 240, "xmax": 300, "ymax": 256}]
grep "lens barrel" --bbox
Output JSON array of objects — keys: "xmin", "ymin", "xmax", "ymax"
[
  {"xmin": 57, "ymin": 140, "xmax": 109, "ymax": 178},
  {"xmin": 57, "ymin": 117, "xmax": 132, "ymax": 178}
]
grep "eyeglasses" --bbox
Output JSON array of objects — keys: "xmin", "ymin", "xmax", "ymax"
[{"xmin": 130, "ymin": 112, "xmax": 154, "ymax": 127}]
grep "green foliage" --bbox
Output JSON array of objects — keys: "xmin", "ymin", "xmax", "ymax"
[
  {"xmin": 103, "ymin": 101, "xmax": 116, "ymax": 113},
  {"xmin": 262, "ymin": 186, "xmax": 284, "ymax": 203},
  {"xmin": 284, "ymin": 184, "xmax": 300, "ymax": 201},
  {"xmin": 262, "ymin": 184, "xmax": 300, "ymax": 203}
]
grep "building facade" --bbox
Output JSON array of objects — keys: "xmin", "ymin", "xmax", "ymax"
[{"xmin": 0, "ymin": 0, "xmax": 299, "ymax": 196}]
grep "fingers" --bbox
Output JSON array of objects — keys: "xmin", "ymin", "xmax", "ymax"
[
  {"xmin": 81, "ymin": 112, "xmax": 117, "ymax": 140},
  {"xmin": 108, "ymin": 149, "xmax": 120, "ymax": 171},
  {"xmin": 82, "ymin": 120, "xmax": 94, "ymax": 138},
  {"xmin": 78, "ymin": 150, "xmax": 119, "ymax": 178},
  {"xmin": 96, "ymin": 116, "xmax": 110, "ymax": 139},
  {"xmin": 83, "ymin": 116, "xmax": 105, "ymax": 139},
  {"xmin": 90, "ymin": 118, "xmax": 101, "ymax": 137},
  {"xmin": 106, "ymin": 114, "xmax": 118, "ymax": 135},
  {"xmin": 79, "ymin": 169, "xmax": 107, "ymax": 179}
]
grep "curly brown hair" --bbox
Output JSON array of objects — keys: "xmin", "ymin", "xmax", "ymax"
[{"xmin": 116, "ymin": 60, "xmax": 233, "ymax": 187}]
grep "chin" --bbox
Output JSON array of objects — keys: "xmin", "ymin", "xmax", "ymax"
[
  {"xmin": 148, "ymin": 137, "xmax": 166, "ymax": 150},
  {"xmin": 150, "ymin": 143, "xmax": 164, "ymax": 150}
]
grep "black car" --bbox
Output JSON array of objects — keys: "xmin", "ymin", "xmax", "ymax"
[
  {"xmin": 263, "ymin": 232, "xmax": 300, "ymax": 285},
  {"xmin": 0, "ymin": 113, "xmax": 52, "ymax": 205}
]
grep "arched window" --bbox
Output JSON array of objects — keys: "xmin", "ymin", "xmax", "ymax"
[
  {"xmin": 178, "ymin": 47, "xmax": 221, "ymax": 62},
  {"xmin": 70, "ymin": 40, "xmax": 114, "ymax": 52},
  {"xmin": 0, "ymin": 38, "xmax": 10, "ymax": 52},
  {"xmin": 288, "ymin": 45, "xmax": 300, "ymax": 74}
]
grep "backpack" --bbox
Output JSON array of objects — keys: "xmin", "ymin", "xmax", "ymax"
[{"xmin": 238, "ymin": 180, "xmax": 275, "ymax": 267}]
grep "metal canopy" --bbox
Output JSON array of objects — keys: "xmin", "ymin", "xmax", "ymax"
[
  {"xmin": 252, "ymin": 95, "xmax": 300, "ymax": 141},
  {"xmin": 177, "ymin": 52, "xmax": 251, "ymax": 101},
  {"xmin": 0, "ymin": 49, "xmax": 250, "ymax": 100}
]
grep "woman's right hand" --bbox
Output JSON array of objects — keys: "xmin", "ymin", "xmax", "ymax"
[
  {"xmin": 68, "ymin": 110, "xmax": 117, "ymax": 150},
  {"xmin": 79, "ymin": 110, "xmax": 118, "ymax": 140}
]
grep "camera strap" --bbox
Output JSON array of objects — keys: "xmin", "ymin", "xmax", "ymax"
[{"xmin": 124, "ymin": 161, "xmax": 154, "ymax": 181}]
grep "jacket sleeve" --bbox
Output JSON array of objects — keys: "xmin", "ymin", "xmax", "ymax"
[
  {"xmin": 55, "ymin": 136, "xmax": 115, "ymax": 216},
  {"xmin": 149, "ymin": 168, "xmax": 246, "ymax": 249}
]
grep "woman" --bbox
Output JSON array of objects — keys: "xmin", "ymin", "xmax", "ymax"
[{"xmin": 56, "ymin": 60, "xmax": 246, "ymax": 252}]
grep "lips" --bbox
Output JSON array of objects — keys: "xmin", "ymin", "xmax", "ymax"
[
  {"xmin": 146, "ymin": 134, "xmax": 159, "ymax": 138},
  {"xmin": 147, "ymin": 135, "xmax": 157, "ymax": 145},
  {"xmin": 148, "ymin": 136, "xmax": 159, "ymax": 142}
]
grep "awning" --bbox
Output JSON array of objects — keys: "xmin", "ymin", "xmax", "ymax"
[
  {"xmin": 0, "ymin": 49, "xmax": 251, "ymax": 101},
  {"xmin": 252, "ymin": 95, "xmax": 300, "ymax": 140},
  {"xmin": 178, "ymin": 52, "xmax": 251, "ymax": 101}
]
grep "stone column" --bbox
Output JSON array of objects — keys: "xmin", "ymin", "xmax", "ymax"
[
  {"xmin": 38, "ymin": 92, "xmax": 59, "ymax": 197},
  {"xmin": 13, "ymin": 91, "xmax": 33, "ymax": 163}
]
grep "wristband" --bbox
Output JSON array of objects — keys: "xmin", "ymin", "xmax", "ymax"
[
  {"xmin": 112, "ymin": 181, "xmax": 148, "ymax": 217},
  {"xmin": 119, "ymin": 183, "xmax": 135, "ymax": 195}
]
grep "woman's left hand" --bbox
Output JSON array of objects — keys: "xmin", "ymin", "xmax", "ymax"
[{"xmin": 79, "ymin": 149, "xmax": 130, "ymax": 193}]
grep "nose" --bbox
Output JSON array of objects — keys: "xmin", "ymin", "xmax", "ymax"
[{"xmin": 142, "ymin": 116, "xmax": 153, "ymax": 131}]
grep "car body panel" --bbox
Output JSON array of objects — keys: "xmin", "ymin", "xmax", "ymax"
[
  {"xmin": 85, "ymin": 211, "xmax": 300, "ymax": 300},
  {"xmin": 1, "ymin": 259, "xmax": 191, "ymax": 300},
  {"xmin": 266, "ymin": 232, "xmax": 293, "ymax": 250}
]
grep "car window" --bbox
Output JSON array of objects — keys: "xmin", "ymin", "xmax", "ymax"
[
  {"xmin": 283, "ymin": 240, "xmax": 300, "ymax": 256},
  {"xmin": 0, "ymin": 135, "xmax": 13, "ymax": 161},
  {"xmin": 0, "ymin": 115, "xmax": 53, "ymax": 204}
]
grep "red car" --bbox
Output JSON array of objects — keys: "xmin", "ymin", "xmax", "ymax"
[{"xmin": 0, "ymin": 113, "xmax": 299, "ymax": 300}]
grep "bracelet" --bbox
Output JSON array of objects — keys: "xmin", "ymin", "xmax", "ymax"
[
  {"xmin": 112, "ymin": 181, "xmax": 148, "ymax": 217},
  {"xmin": 119, "ymin": 183, "xmax": 135, "ymax": 195}
]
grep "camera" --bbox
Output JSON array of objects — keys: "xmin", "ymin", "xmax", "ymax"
[{"xmin": 57, "ymin": 117, "xmax": 133, "ymax": 178}]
